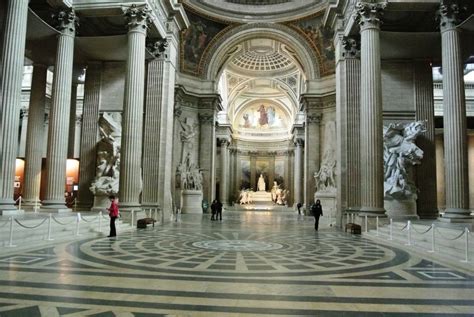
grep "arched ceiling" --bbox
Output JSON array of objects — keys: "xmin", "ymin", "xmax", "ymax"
[{"xmin": 184, "ymin": 0, "xmax": 327, "ymax": 23}]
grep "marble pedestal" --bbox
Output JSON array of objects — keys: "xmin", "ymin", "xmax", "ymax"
[
  {"xmin": 91, "ymin": 195, "xmax": 110, "ymax": 213},
  {"xmin": 181, "ymin": 190, "xmax": 203, "ymax": 214},
  {"xmin": 315, "ymin": 191, "xmax": 336, "ymax": 221},
  {"xmin": 384, "ymin": 198, "xmax": 419, "ymax": 220}
]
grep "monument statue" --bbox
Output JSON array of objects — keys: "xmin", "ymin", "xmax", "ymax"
[
  {"xmin": 90, "ymin": 113, "xmax": 121, "ymax": 196},
  {"xmin": 383, "ymin": 121, "xmax": 426, "ymax": 199},
  {"xmin": 178, "ymin": 117, "xmax": 198, "ymax": 164},
  {"xmin": 257, "ymin": 174, "xmax": 266, "ymax": 191}
]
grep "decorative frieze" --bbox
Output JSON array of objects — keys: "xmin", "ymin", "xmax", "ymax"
[
  {"xmin": 146, "ymin": 38, "xmax": 168, "ymax": 59},
  {"xmin": 342, "ymin": 36, "xmax": 360, "ymax": 59}
]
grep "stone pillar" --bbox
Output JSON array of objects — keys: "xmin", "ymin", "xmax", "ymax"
[
  {"xmin": 294, "ymin": 139, "xmax": 303, "ymax": 206},
  {"xmin": 250, "ymin": 154, "xmax": 257, "ymax": 191},
  {"xmin": 219, "ymin": 139, "xmax": 229, "ymax": 205},
  {"xmin": 18, "ymin": 108, "xmax": 28, "ymax": 157},
  {"xmin": 67, "ymin": 82, "xmax": 78, "ymax": 159},
  {"xmin": 42, "ymin": 9, "xmax": 77, "ymax": 211},
  {"xmin": 77, "ymin": 63, "xmax": 102, "ymax": 209},
  {"xmin": 0, "ymin": 0, "xmax": 29, "ymax": 214},
  {"xmin": 356, "ymin": 2, "xmax": 386, "ymax": 215},
  {"xmin": 142, "ymin": 41, "xmax": 167, "ymax": 209},
  {"xmin": 414, "ymin": 61, "xmax": 438, "ymax": 219},
  {"xmin": 199, "ymin": 111, "xmax": 216, "ymax": 203},
  {"xmin": 118, "ymin": 5, "xmax": 150, "ymax": 211},
  {"xmin": 23, "ymin": 64, "xmax": 48, "ymax": 208},
  {"xmin": 305, "ymin": 113, "xmax": 321, "ymax": 208},
  {"xmin": 336, "ymin": 36, "xmax": 361, "ymax": 217},
  {"xmin": 439, "ymin": 3, "xmax": 471, "ymax": 221},
  {"xmin": 235, "ymin": 151, "xmax": 242, "ymax": 192}
]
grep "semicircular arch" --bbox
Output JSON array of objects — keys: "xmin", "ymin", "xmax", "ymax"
[{"xmin": 202, "ymin": 23, "xmax": 320, "ymax": 83}]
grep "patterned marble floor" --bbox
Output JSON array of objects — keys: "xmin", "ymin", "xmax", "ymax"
[{"xmin": 0, "ymin": 211, "xmax": 473, "ymax": 316}]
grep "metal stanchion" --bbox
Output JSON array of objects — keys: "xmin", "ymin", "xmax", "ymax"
[
  {"xmin": 18, "ymin": 196, "xmax": 22, "ymax": 211},
  {"xmin": 33, "ymin": 198, "xmax": 38, "ymax": 213},
  {"xmin": 75, "ymin": 213, "xmax": 81, "ymax": 236},
  {"xmin": 462, "ymin": 228, "xmax": 470, "ymax": 263},
  {"xmin": 376, "ymin": 216, "xmax": 379, "ymax": 236},
  {"xmin": 405, "ymin": 220, "xmax": 412, "ymax": 246},
  {"xmin": 131, "ymin": 209, "xmax": 135, "ymax": 227},
  {"xmin": 46, "ymin": 214, "xmax": 54, "ymax": 241},
  {"xmin": 365, "ymin": 214, "xmax": 368, "ymax": 233},
  {"xmin": 428, "ymin": 223, "xmax": 435, "ymax": 253},
  {"xmin": 389, "ymin": 218, "xmax": 393, "ymax": 241},
  {"xmin": 98, "ymin": 211, "xmax": 102, "ymax": 232},
  {"xmin": 7, "ymin": 217, "xmax": 16, "ymax": 247}
]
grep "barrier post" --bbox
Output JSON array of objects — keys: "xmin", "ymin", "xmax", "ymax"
[
  {"xmin": 7, "ymin": 216, "xmax": 16, "ymax": 247},
  {"xmin": 389, "ymin": 218, "xmax": 393, "ymax": 240},
  {"xmin": 365, "ymin": 214, "xmax": 368, "ymax": 233},
  {"xmin": 428, "ymin": 223, "xmax": 435, "ymax": 253},
  {"xmin": 376, "ymin": 216, "xmax": 379, "ymax": 236},
  {"xmin": 346, "ymin": 213, "xmax": 349, "ymax": 225},
  {"xmin": 18, "ymin": 196, "xmax": 22, "ymax": 211},
  {"xmin": 46, "ymin": 214, "xmax": 54, "ymax": 241},
  {"xmin": 75, "ymin": 213, "xmax": 81, "ymax": 236},
  {"xmin": 33, "ymin": 198, "xmax": 38, "ymax": 213},
  {"xmin": 154, "ymin": 208, "xmax": 157, "ymax": 221},
  {"xmin": 98, "ymin": 211, "xmax": 102, "ymax": 232},
  {"xmin": 131, "ymin": 209, "xmax": 135, "ymax": 227},
  {"xmin": 405, "ymin": 220, "xmax": 412, "ymax": 246},
  {"xmin": 462, "ymin": 228, "xmax": 470, "ymax": 263}
]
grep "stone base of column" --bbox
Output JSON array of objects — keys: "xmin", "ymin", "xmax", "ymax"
[
  {"xmin": 181, "ymin": 190, "xmax": 203, "ymax": 214},
  {"xmin": 439, "ymin": 208, "xmax": 473, "ymax": 223},
  {"xmin": 75, "ymin": 201, "xmax": 93, "ymax": 211},
  {"xmin": 22, "ymin": 200, "xmax": 42, "ymax": 211},
  {"xmin": 0, "ymin": 208, "xmax": 24, "ymax": 216},
  {"xmin": 41, "ymin": 200, "xmax": 70, "ymax": 212},
  {"xmin": 359, "ymin": 206, "xmax": 385, "ymax": 217},
  {"xmin": 0, "ymin": 199, "xmax": 19, "ymax": 215},
  {"xmin": 119, "ymin": 204, "xmax": 142, "ymax": 213},
  {"xmin": 345, "ymin": 207, "xmax": 360, "ymax": 212}
]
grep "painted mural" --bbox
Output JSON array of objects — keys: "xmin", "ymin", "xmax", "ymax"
[
  {"xmin": 286, "ymin": 13, "xmax": 335, "ymax": 76},
  {"xmin": 274, "ymin": 159, "xmax": 285, "ymax": 187},
  {"xmin": 238, "ymin": 104, "xmax": 287, "ymax": 130},
  {"xmin": 181, "ymin": 9, "xmax": 229, "ymax": 76}
]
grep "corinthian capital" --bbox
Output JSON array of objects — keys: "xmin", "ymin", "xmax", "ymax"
[
  {"xmin": 52, "ymin": 9, "xmax": 78, "ymax": 36},
  {"xmin": 124, "ymin": 4, "xmax": 152, "ymax": 33},
  {"xmin": 342, "ymin": 36, "xmax": 360, "ymax": 59},
  {"xmin": 355, "ymin": 1, "xmax": 386, "ymax": 31},
  {"xmin": 438, "ymin": 2, "xmax": 466, "ymax": 32},
  {"xmin": 146, "ymin": 38, "xmax": 168, "ymax": 59}
]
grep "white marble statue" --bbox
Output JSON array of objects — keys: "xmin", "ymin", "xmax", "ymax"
[
  {"xmin": 90, "ymin": 113, "xmax": 121, "ymax": 196},
  {"xmin": 315, "ymin": 121, "xmax": 337, "ymax": 192},
  {"xmin": 257, "ymin": 174, "xmax": 266, "ymax": 191},
  {"xmin": 383, "ymin": 121, "xmax": 426, "ymax": 199},
  {"xmin": 178, "ymin": 117, "xmax": 198, "ymax": 164},
  {"xmin": 176, "ymin": 153, "xmax": 203, "ymax": 191}
]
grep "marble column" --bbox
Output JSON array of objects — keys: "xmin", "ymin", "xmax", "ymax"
[
  {"xmin": 305, "ymin": 113, "xmax": 321, "ymax": 208},
  {"xmin": 22, "ymin": 64, "xmax": 48, "ymax": 209},
  {"xmin": 18, "ymin": 108, "xmax": 28, "ymax": 157},
  {"xmin": 414, "ymin": 61, "xmax": 438, "ymax": 219},
  {"xmin": 439, "ymin": 3, "xmax": 471, "ymax": 221},
  {"xmin": 0, "ymin": 0, "xmax": 29, "ymax": 213},
  {"xmin": 119, "ymin": 5, "xmax": 150, "ymax": 211},
  {"xmin": 67, "ymin": 82, "xmax": 78, "ymax": 159},
  {"xmin": 77, "ymin": 63, "xmax": 102, "ymax": 209},
  {"xmin": 42, "ymin": 10, "xmax": 77, "ymax": 211},
  {"xmin": 142, "ymin": 49, "xmax": 165, "ymax": 209},
  {"xmin": 219, "ymin": 139, "xmax": 229, "ymax": 205},
  {"xmin": 199, "ymin": 112, "xmax": 216, "ymax": 203},
  {"xmin": 356, "ymin": 2, "xmax": 386, "ymax": 215},
  {"xmin": 294, "ymin": 139, "xmax": 303, "ymax": 206},
  {"xmin": 337, "ymin": 36, "xmax": 361, "ymax": 214}
]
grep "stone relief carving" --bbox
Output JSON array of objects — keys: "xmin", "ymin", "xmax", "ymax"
[
  {"xmin": 314, "ymin": 120, "xmax": 336, "ymax": 193},
  {"xmin": 383, "ymin": 121, "xmax": 426, "ymax": 199},
  {"xmin": 178, "ymin": 117, "xmax": 198, "ymax": 164},
  {"xmin": 90, "ymin": 113, "xmax": 122, "ymax": 196},
  {"xmin": 176, "ymin": 116, "xmax": 203, "ymax": 191}
]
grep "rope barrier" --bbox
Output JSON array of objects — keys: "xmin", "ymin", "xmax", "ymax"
[
  {"xmin": 14, "ymin": 218, "xmax": 48, "ymax": 229},
  {"xmin": 411, "ymin": 224, "xmax": 433, "ymax": 235},
  {"xmin": 80, "ymin": 214, "xmax": 99, "ymax": 223},
  {"xmin": 434, "ymin": 227, "xmax": 467, "ymax": 241},
  {"xmin": 51, "ymin": 215, "xmax": 76, "ymax": 226},
  {"xmin": 0, "ymin": 219, "xmax": 10, "ymax": 229}
]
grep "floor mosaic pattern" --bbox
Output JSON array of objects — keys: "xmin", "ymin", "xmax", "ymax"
[{"xmin": 0, "ymin": 211, "xmax": 473, "ymax": 316}]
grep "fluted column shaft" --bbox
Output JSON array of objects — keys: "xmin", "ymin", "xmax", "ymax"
[
  {"xmin": 77, "ymin": 63, "xmax": 102, "ymax": 209},
  {"xmin": 199, "ymin": 113, "xmax": 216, "ymax": 203},
  {"xmin": 67, "ymin": 83, "xmax": 78, "ymax": 158},
  {"xmin": 357, "ymin": 2, "xmax": 385, "ymax": 215},
  {"xmin": 43, "ymin": 10, "xmax": 77, "ymax": 210},
  {"xmin": 220, "ymin": 140, "xmax": 229, "ymax": 205},
  {"xmin": 294, "ymin": 141, "xmax": 303, "ymax": 205},
  {"xmin": 305, "ymin": 114, "xmax": 320, "ymax": 208},
  {"xmin": 0, "ymin": 0, "xmax": 29, "ymax": 212},
  {"xmin": 119, "ymin": 6, "xmax": 149, "ymax": 210},
  {"xmin": 439, "ymin": 4, "xmax": 470, "ymax": 219},
  {"xmin": 23, "ymin": 65, "xmax": 48, "ymax": 207},
  {"xmin": 142, "ymin": 58, "xmax": 164, "ymax": 208},
  {"xmin": 414, "ymin": 61, "xmax": 438, "ymax": 219},
  {"xmin": 18, "ymin": 108, "xmax": 28, "ymax": 157}
]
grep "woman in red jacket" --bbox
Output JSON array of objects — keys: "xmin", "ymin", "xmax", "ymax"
[{"xmin": 107, "ymin": 195, "xmax": 119, "ymax": 237}]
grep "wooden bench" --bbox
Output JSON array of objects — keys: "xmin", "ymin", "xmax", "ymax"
[
  {"xmin": 345, "ymin": 223, "xmax": 361, "ymax": 234},
  {"xmin": 137, "ymin": 218, "xmax": 156, "ymax": 229}
]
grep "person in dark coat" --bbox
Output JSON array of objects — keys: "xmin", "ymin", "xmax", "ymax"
[
  {"xmin": 297, "ymin": 202, "xmax": 302, "ymax": 215},
  {"xmin": 210, "ymin": 199, "xmax": 218, "ymax": 221},
  {"xmin": 215, "ymin": 200, "xmax": 223, "ymax": 221},
  {"xmin": 311, "ymin": 199, "xmax": 323, "ymax": 231}
]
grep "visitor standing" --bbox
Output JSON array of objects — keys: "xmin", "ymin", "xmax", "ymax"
[
  {"xmin": 210, "ymin": 199, "xmax": 218, "ymax": 221},
  {"xmin": 297, "ymin": 202, "xmax": 302, "ymax": 215},
  {"xmin": 216, "ymin": 199, "xmax": 223, "ymax": 221},
  {"xmin": 311, "ymin": 200, "xmax": 323, "ymax": 231},
  {"xmin": 107, "ymin": 195, "xmax": 119, "ymax": 237}
]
